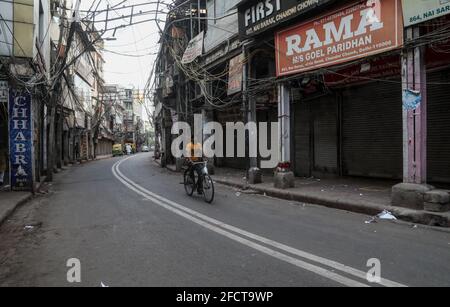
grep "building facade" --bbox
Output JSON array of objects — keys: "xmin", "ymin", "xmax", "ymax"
[
  {"xmin": 0, "ymin": 0, "xmax": 52, "ymax": 191},
  {"xmin": 150, "ymin": 0, "xmax": 450, "ymax": 210},
  {"xmin": 1, "ymin": 0, "xmax": 113, "ymax": 191}
]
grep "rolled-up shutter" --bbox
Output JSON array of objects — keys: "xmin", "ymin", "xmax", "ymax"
[
  {"xmin": 427, "ymin": 69, "xmax": 450, "ymax": 184},
  {"xmin": 342, "ymin": 81, "xmax": 402, "ymax": 179}
]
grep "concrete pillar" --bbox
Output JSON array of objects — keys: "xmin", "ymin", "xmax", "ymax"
[
  {"xmin": 393, "ymin": 26, "xmax": 433, "ymax": 209},
  {"xmin": 247, "ymin": 95, "xmax": 261, "ymax": 184},
  {"xmin": 243, "ymin": 49, "xmax": 261, "ymax": 184},
  {"xmin": 202, "ymin": 109, "xmax": 215, "ymax": 175},
  {"xmin": 274, "ymin": 82, "xmax": 295, "ymax": 189},
  {"xmin": 161, "ymin": 116, "xmax": 168, "ymax": 168},
  {"xmin": 56, "ymin": 111, "xmax": 63, "ymax": 169}
]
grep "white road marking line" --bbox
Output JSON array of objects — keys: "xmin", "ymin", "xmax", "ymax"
[
  {"xmin": 112, "ymin": 161, "xmax": 367, "ymax": 287},
  {"xmin": 112, "ymin": 157, "xmax": 407, "ymax": 287}
]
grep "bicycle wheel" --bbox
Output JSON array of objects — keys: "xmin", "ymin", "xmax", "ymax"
[
  {"xmin": 184, "ymin": 169, "xmax": 195, "ymax": 196},
  {"xmin": 202, "ymin": 174, "xmax": 215, "ymax": 204}
]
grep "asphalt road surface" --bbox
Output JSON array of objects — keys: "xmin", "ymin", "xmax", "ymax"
[{"xmin": 1, "ymin": 153, "xmax": 449, "ymax": 287}]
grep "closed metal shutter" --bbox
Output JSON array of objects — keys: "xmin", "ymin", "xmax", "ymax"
[
  {"xmin": 294, "ymin": 101, "xmax": 311, "ymax": 177},
  {"xmin": 216, "ymin": 107, "xmax": 247, "ymax": 170},
  {"xmin": 312, "ymin": 95, "xmax": 338, "ymax": 175},
  {"xmin": 342, "ymin": 81, "xmax": 402, "ymax": 179},
  {"xmin": 427, "ymin": 69, "xmax": 450, "ymax": 184},
  {"xmin": 294, "ymin": 94, "xmax": 337, "ymax": 177}
]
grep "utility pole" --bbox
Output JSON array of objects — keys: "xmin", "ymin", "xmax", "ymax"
[{"xmin": 47, "ymin": 0, "xmax": 81, "ymax": 181}]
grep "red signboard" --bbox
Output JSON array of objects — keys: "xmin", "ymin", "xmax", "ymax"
[
  {"xmin": 275, "ymin": 0, "xmax": 404, "ymax": 77},
  {"xmin": 324, "ymin": 54, "xmax": 401, "ymax": 86}
]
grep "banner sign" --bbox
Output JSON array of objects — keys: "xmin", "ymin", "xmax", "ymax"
[
  {"xmin": 181, "ymin": 31, "xmax": 204, "ymax": 64},
  {"xmin": 402, "ymin": 0, "xmax": 450, "ymax": 27},
  {"xmin": 0, "ymin": 81, "xmax": 8, "ymax": 103},
  {"xmin": 9, "ymin": 89, "xmax": 33, "ymax": 191},
  {"xmin": 238, "ymin": 0, "xmax": 335, "ymax": 37},
  {"xmin": 275, "ymin": 0, "xmax": 404, "ymax": 77},
  {"xmin": 228, "ymin": 54, "xmax": 244, "ymax": 95}
]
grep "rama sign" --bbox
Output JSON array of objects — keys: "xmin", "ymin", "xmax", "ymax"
[
  {"xmin": 275, "ymin": 0, "xmax": 403, "ymax": 77},
  {"xmin": 238, "ymin": 0, "xmax": 334, "ymax": 37}
]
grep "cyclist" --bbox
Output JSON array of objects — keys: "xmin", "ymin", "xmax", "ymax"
[{"xmin": 186, "ymin": 141, "xmax": 203, "ymax": 194}]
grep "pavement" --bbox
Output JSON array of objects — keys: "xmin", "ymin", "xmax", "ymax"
[
  {"xmin": 163, "ymin": 163, "xmax": 450, "ymax": 228},
  {"xmin": 0, "ymin": 152, "xmax": 450, "ymax": 287},
  {"xmin": 0, "ymin": 156, "xmax": 113, "ymax": 229},
  {"xmin": 0, "ymin": 191, "xmax": 33, "ymax": 225}
]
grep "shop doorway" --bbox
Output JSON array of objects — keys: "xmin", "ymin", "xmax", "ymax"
[{"xmin": 294, "ymin": 94, "xmax": 338, "ymax": 178}]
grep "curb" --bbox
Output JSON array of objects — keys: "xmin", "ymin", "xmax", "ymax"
[
  {"xmin": 213, "ymin": 177, "xmax": 450, "ymax": 228},
  {"xmin": 0, "ymin": 176, "xmax": 48, "ymax": 227},
  {"xmin": 0, "ymin": 193, "xmax": 33, "ymax": 227},
  {"xmin": 153, "ymin": 161, "xmax": 450, "ymax": 228}
]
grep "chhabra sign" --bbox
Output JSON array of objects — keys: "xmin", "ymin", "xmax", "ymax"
[
  {"xmin": 275, "ymin": 0, "xmax": 404, "ymax": 77},
  {"xmin": 9, "ymin": 89, "xmax": 33, "ymax": 191},
  {"xmin": 402, "ymin": 0, "xmax": 450, "ymax": 27}
]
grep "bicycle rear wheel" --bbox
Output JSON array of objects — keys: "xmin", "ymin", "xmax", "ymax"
[
  {"xmin": 184, "ymin": 169, "xmax": 195, "ymax": 196},
  {"xmin": 202, "ymin": 175, "xmax": 215, "ymax": 204}
]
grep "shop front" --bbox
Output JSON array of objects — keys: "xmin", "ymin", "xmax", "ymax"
[
  {"xmin": 275, "ymin": 0, "xmax": 405, "ymax": 183},
  {"xmin": 423, "ymin": 17, "xmax": 450, "ymax": 185}
]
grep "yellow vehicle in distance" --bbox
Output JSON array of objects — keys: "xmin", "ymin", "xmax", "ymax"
[{"xmin": 112, "ymin": 144, "xmax": 124, "ymax": 157}]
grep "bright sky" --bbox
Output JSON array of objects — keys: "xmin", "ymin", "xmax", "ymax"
[{"xmin": 80, "ymin": 0, "xmax": 165, "ymax": 119}]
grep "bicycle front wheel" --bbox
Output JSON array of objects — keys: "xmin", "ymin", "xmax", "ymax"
[
  {"xmin": 202, "ymin": 175, "xmax": 215, "ymax": 204},
  {"xmin": 184, "ymin": 169, "xmax": 195, "ymax": 196}
]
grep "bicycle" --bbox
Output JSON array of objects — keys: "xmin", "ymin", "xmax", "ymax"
[{"xmin": 183, "ymin": 160, "xmax": 215, "ymax": 204}]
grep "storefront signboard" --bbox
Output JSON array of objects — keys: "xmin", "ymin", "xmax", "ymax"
[
  {"xmin": 9, "ymin": 89, "xmax": 33, "ymax": 191},
  {"xmin": 0, "ymin": 81, "xmax": 8, "ymax": 103},
  {"xmin": 182, "ymin": 32, "xmax": 204, "ymax": 64},
  {"xmin": 238, "ymin": 0, "xmax": 335, "ymax": 37},
  {"xmin": 275, "ymin": 0, "xmax": 404, "ymax": 77},
  {"xmin": 228, "ymin": 54, "xmax": 244, "ymax": 95},
  {"xmin": 402, "ymin": 0, "xmax": 450, "ymax": 27}
]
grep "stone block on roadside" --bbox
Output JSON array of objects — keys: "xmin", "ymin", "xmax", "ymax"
[
  {"xmin": 391, "ymin": 183, "xmax": 434, "ymax": 210},
  {"xmin": 424, "ymin": 202, "xmax": 450, "ymax": 213},
  {"xmin": 274, "ymin": 171, "xmax": 295, "ymax": 189},
  {"xmin": 248, "ymin": 167, "xmax": 262, "ymax": 184},
  {"xmin": 424, "ymin": 190, "xmax": 450, "ymax": 204}
]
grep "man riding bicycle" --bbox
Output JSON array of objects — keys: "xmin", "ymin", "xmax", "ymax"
[{"xmin": 186, "ymin": 141, "xmax": 204, "ymax": 194}]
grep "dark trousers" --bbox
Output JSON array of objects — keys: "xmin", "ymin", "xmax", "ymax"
[{"xmin": 191, "ymin": 163, "xmax": 204, "ymax": 193}]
